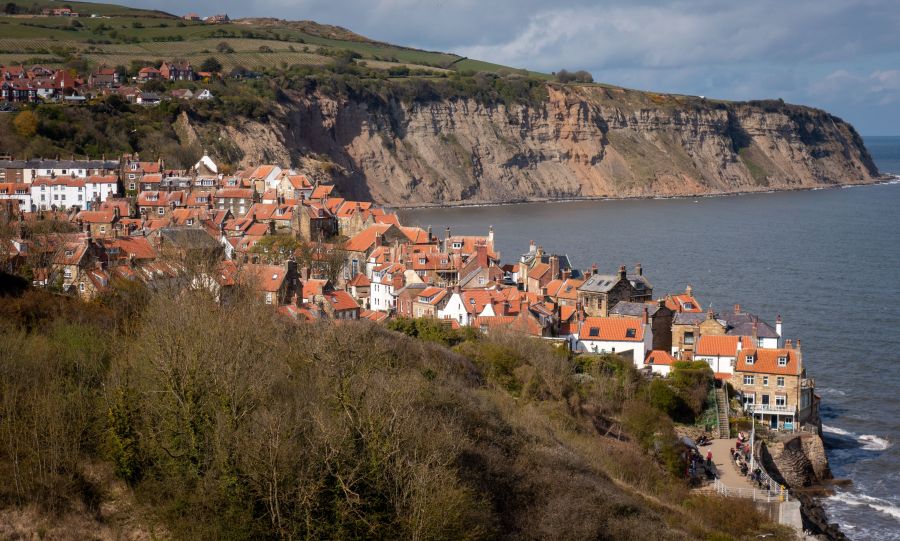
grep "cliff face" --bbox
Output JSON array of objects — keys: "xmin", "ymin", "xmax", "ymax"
[{"xmin": 218, "ymin": 85, "xmax": 879, "ymax": 206}]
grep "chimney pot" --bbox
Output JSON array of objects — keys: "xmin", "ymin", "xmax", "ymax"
[
  {"xmin": 618, "ymin": 265, "xmax": 627, "ymax": 280},
  {"xmin": 635, "ymin": 263, "xmax": 642, "ymax": 276},
  {"xmin": 734, "ymin": 303, "xmax": 741, "ymax": 314},
  {"xmin": 686, "ymin": 284, "xmax": 693, "ymax": 296}
]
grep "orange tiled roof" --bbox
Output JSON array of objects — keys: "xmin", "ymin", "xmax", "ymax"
[
  {"xmin": 578, "ymin": 317, "xmax": 644, "ymax": 341},
  {"xmin": 694, "ymin": 335, "xmax": 752, "ymax": 357},
  {"xmin": 325, "ymin": 290, "xmax": 359, "ymax": 311},
  {"xmin": 645, "ymin": 350, "xmax": 676, "ymax": 366},
  {"xmin": 666, "ymin": 293, "xmax": 703, "ymax": 313},
  {"xmin": 735, "ymin": 348, "xmax": 801, "ymax": 376}
]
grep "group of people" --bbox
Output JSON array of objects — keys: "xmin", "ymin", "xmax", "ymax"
[{"xmin": 732, "ymin": 437, "xmax": 767, "ymax": 489}]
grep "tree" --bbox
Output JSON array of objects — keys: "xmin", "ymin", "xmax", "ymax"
[
  {"xmin": 199, "ymin": 56, "xmax": 222, "ymax": 73},
  {"xmin": 216, "ymin": 41, "xmax": 234, "ymax": 53},
  {"xmin": 4, "ymin": 2, "xmax": 17, "ymax": 15},
  {"xmin": 142, "ymin": 79, "xmax": 165, "ymax": 93},
  {"xmin": 12, "ymin": 110, "xmax": 38, "ymax": 138}
]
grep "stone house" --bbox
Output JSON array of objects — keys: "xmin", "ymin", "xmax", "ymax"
[
  {"xmin": 733, "ymin": 341, "xmax": 816, "ymax": 430},
  {"xmin": 610, "ymin": 300, "xmax": 673, "ymax": 352},
  {"xmin": 577, "ymin": 265, "xmax": 636, "ymax": 317}
]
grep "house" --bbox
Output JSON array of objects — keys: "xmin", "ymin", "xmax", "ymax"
[
  {"xmin": 321, "ymin": 290, "xmax": 360, "ymax": 320},
  {"xmin": 88, "ymin": 66, "xmax": 119, "ymax": 89},
  {"xmin": 347, "ymin": 273, "xmax": 371, "ymax": 306},
  {"xmin": 693, "ymin": 335, "xmax": 754, "ymax": 379},
  {"xmin": 733, "ymin": 341, "xmax": 817, "ymax": 431},
  {"xmin": 474, "ymin": 302, "xmax": 554, "ymax": 338},
  {"xmin": 242, "ymin": 263, "xmax": 297, "ymax": 305},
  {"xmin": 75, "ymin": 208, "xmax": 121, "ymax": 238},
  {"xmin": 411, "ymin": 286, "xmax": 450, "ymax": 318},
  {"xmin": 215, "ymin": 188, "xmax": 255, "ymax": 216},
  {"xmin": 137, "ymin": 67, "xmax": 161, "ymax": 81},
  {"xmin": 136, "ymin": 92, "xmax": 161, "ymax": 106},
  {"xmin": 644, "ymin": 350, "xmax": 677, "ymax": 377},
  {"xmin": 577, "ymin": 265, "xmax": 637, "ymax": 317},
  {"xmin": 370, "ymin": 262, "xmax": 406, "ymax": 312},
  {"xmin": 159, "ymin": 62, "xmax": 194, "ymax": 81},
  {"xmin": 30, "ymin": 176, "xmax": 117, "ymax": 212},
  {"xmin": 610, "ymin": 300, "xmax": 673, "ymax": 352},
  {"xmin": 665, "ymin": 285, "xmax": 703, "ymax": 313},
  {"xmin": 205, "ymin": 14, "xmax": 230, "ymax": 24},
  {"xmin": 184, "ymin": 13, "xmax": 201, "ymax": 21},
  {"xmin": 573, "ymin": 315, "xmax": 652, "ymax": 369},
  {"xmin": 170, "ymin": 88, "xmax": 194, "ymax": 100},
  {"xmin": 196, "ymin": 89, "xmax": 214, "ymax": 100}
]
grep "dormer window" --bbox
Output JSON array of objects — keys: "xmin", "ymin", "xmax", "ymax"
[
  {"xmin": 186, "ymin": 219, "xmax": 194, "ymax": 225},
  {"xmin": 777, "ymin": 356, "xmax": 788, "ymax": 367},
  {"xmin": 625, "ymin": 328, "xmax": 637, "ymax": 338},
  {"xmin": 452, "ymin": 242, "xmax": 462, "ymax": 249},
  {"xmin": 64, "ymin": 249, "xmax": 74, "ymax": 257},
  {"xmin": 588, "ymin": 327, "xmax": 599, "ymax": 337},
  {"xmin": 684, "ymin": 302, "xmax": 694, "ymax": 310},
  {"xmin": 419, "ymin": 258, "xmax": 426, "ymax": 264},
  {"xmin": 745, "ymin": 354, "xmax": 755, "ymax": 365}
]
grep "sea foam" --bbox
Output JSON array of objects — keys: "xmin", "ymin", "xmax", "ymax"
[{"xmin": 830, "ymin": 492, "xmax": 900, "ymax": 522}]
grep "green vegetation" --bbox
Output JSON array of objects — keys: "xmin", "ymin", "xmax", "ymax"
[{"xmin": 0, "ymin": 277, "xmax": 794, "ymax": 540}]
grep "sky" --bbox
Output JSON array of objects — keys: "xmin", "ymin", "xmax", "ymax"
[{"xmin": 118, "ymin": 0, "xmax": 900, "ymax": 135}]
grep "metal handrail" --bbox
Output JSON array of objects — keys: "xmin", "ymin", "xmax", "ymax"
[{"xmin": 713, "ymin": 478, "xmax": 788, "ymax": 502}]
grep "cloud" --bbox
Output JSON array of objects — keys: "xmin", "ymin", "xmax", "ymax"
[{"xmin": 113, "ymin": 0, "xmax": 900, "ymax": 133}]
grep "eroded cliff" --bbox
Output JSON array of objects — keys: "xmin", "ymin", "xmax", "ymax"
[{"xmin": 210, "ymin": 85, "xmax": 880, "ymax": 206}]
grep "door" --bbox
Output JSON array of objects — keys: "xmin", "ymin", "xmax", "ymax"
[
  {"xmin": 770, "ymin": 415, "xmax": 778, "ymax": 429},
  {"xmin": 761, "ymin": 394, "xmax": 770, "ymax": 407}
]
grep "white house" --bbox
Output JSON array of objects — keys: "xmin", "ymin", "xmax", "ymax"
[
  {"xmin": 573, "ymin": 316, "xmax": 653, "ymax": 369},
  {"xmin": 0, "ymin": 183, "xmax": 32, "ymax": 212},
  {"xmin": 693, "ymin": 335, "xmax": 753, "ymax": 377},
  {"xmin": 644, "ymin": 350, "xmax": 677, "ymax": 377},
  {"xmin": 196, "ymin": 89, "xmax": 214, "ymax": 100},
  {"xmin": 438, "ymin": 289, "xmax": 499, "ymax": 326},
  {"xmin": 370, "ymin": 263, "xmax": 403, "ymax": 312},
  {"xmin": 29, "ymin": 175, "xmax": 118, "ymax": 212}
]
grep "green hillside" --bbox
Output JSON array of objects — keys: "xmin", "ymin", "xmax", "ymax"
[{"xmin": 0, "ymin": 0, "xmax": 544, "ymax": 76}]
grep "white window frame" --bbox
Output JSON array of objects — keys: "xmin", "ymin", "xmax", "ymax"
[
  {"xmin": 776, "ymin": 376, "xmax": 785, "ymax": 387},
  {"xmin": 743, "ymin": 374, "xmax": 754, "ymax": 385}
]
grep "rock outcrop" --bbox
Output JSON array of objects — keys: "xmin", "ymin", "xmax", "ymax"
[{"xmin": 203, "ymin": 84, "xmax": 880, "ymax": 206}]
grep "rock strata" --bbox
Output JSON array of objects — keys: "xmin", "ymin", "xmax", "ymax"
[{"xmin": 209, "ymin": 85, "xmax": 880, "ymax": 206}]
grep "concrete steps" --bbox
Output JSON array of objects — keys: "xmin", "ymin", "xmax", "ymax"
[{"xmin": 716, "ymin": 388, "xmax": 730, "ymax": 439}]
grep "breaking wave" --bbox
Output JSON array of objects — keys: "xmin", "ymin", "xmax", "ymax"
[
  {"xmin": 823, "ymin": 425, "xmax": 892, "ymax": 451},
  {"xmin": 829, "ymin": 492, "xmax": 900, "ymax": 522}
]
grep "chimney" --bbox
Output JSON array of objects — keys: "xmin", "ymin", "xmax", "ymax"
[
  {"xmin": 427, "ymin": 225, "xmax": 432, "ymax": 241},
  {"xmin": 686, "ymin": 284, "xmax": 693, "ymax": 297},
  {"xmin": 657, "ymin": 298, "xmax": 665, "ymax": 309},
  {"xmin": 775, "ymin": 314, "xmax": 783, "ymax": 338},
  {"xmin": 535, "ymin": 245, "xmax": 544, "ymax": 260},
  {"xmin": 641, "ymin": 306, "xmax": 649, "ymax": 325},
  {"xmin": 550, "ymin": 255, "xmax": 559, "ymax": 279},
  {"xmin": 562, "ymin": 268, "xmax": 571, "ymax": 280},
  {"xmin": 706, "ymin": 307, "xmax": 714, "ymax": 320},
  {"xmin": 751, "ymin": 321, "xmax": 758, "ymax": 342},
  {"xmin": 374, "ymin": 232, "xmax": 383, "ymax": 247},
  {"xmin": 618, "ymin": 265, "xmax": 627, "ymax": 280},
  {"xmin": 591, "ymin": 263, "xmax": 598, "ymax": 275},
  {"xmin": 445, "ymin": 226, "xmax": 451, "ymax": 240},
  {"xmin": 734, "ymin": 304, "xmax": 741, "ymax": 314},
  {"xmin": 785, "ymin": 339, "xmax": 793, "ymax": 349},
  {"xmin": 795, "ymin": 339, "xmax": 801, "ymax": 351},
  {"xmin": 635, "ymin": 263, "xmax": 642, "ymax": 276},
  {"xmin": 488, "ymin": 225, "xmax": 494, "ymax": 244}
]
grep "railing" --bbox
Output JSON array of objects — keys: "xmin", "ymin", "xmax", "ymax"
[
  {"xmin": 713, "ymin": 478, "xmax": 788, "ymax": 502},
  {"xmin": 745, "ymin": 404, "xmax": 794, "ymax": 414}
]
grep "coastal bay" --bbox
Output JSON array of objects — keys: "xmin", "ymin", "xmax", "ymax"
[{"xmin": 401, "ymin": 136, "xmax": 900, "ymax": 539}]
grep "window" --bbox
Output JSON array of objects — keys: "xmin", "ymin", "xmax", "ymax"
[
  {"xmin": 683, "ymin": 332, "xmax": 695, "ymax": 345},
  {"xmin": 158, "ymin": 207, "xmax": 165, "ymax": 215},
  {"xmin": 588, "ymin": 327, "xmax": 599, "ymax": 337},
  {"xmin": 79, "ymin": 283, "xmax": 85, "ymax": 291},
  {"xmin": 452, "ymin": 242, "xmax": 462, "ymax": 249},
  {"xmin": 777, "ymin": 376, "xmax": 785, "ymax": 387},
  {"xmin": 742, "ymin": 393, "xmax": 755, "ymax": 406},
  {"xmin": 99, "ymin": 226, "xmax": 106, "ymax": 233},
  {"xmin": 778, "ymin": 356, "xmax": 788, "ymax": 367},
  {"xmin": 757, "ymin": 338, "xmax": 764, "ymax": 347},
  {"xmin": 775, "ymin": 395, "xmax": 787, "ymax": 407},
  {"xmin": 128, "ymin": 174, "xmax": 136, "ymax": 180},
  {"xmin": 763, "ymin": 376, "xmax": 769, "ymax": 386},
  {"xmin": 265, "ymin": 292, "xmax": 273, "ymax": 305},
  {"xmin": 683, "ymin": 302, "xmax": 694, "ymax": 310},
  {"xmin": 745, "ymin": 354, "xmax": 754, "ymax": 365},
  {"xmin": 64, "ymin": 269, "xmax": 72, "ymax": 279},
  {"xmin": 743, "ymin": 375, "xmax": 754, "ymax": 385},
  {"xmin": 625, "ymin": 328, "xmax": 636, "ymax": 338},
  {"xmin": 129, "ymin": 183, "xmax": 135, "ymax": 190}
]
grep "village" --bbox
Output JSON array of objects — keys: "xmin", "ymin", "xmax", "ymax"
[{"xmin": 0, "ymin": 153, "xmax": 820, "ymax": 442}]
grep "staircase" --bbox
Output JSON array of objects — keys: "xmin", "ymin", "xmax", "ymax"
[{"xmin": 716, "ymin": 387, "xmax": 730, "ymax": 439}]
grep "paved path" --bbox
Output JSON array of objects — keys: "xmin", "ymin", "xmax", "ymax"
[{"xmin": 708, "ymin": 438, "xmax": 756, "ymax": 491}]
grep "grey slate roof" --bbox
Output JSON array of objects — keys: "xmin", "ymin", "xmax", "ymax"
[
  {"xmin": 673, "ymin": 312, "xmax": 707, "ymax": 325},
  {"xmin": 609, "ymin": 301, "xmax": 660, "ymax": 317},
  {"xmin": 0, "ymin": 159, "xmax": 119, "ymax": 170},
  {"xmin": 578, "ymin": 274, "xmax": 622, "ymax": 293}
]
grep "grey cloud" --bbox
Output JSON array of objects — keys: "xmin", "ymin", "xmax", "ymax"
[{"xmin": 115, "ymin": 0, "xmax": 900, "ymax": 133}]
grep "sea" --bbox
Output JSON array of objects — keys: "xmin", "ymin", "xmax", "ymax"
[{"xmin": 400, "ymin": 136, "xmax": 900, "ymax": 540}]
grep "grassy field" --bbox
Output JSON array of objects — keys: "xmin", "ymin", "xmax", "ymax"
[{"xmin": 0, "ymin": 0, "xmax": 545, "ymax": 76}]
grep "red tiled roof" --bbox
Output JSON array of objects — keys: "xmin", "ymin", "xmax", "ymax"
[
  {"xmin": 348, "ymin": 274, "xmax": 370, "ymax": 287},
  {"xmin": 345, "ymin": 223, "xmax": 393, "ymax": 253},
  {"xmin": 645, "ymin": 350, "xmax": 676, "ymax": 366},
  {"xmin": 578, "ymin": 317, "xmax": 644, "ymax": 341},
  {"xmin": 666, "ymin": 293, "xmax": 703, "ymax": 313},
  {"xmin": 325, "ymin": 290, "xmax": 359, "ymax": 311},
  {"xmin": 735, "ymin": 348, "xmax": 801, "ymax": 376},
  {"xmin": 694, "ymin": 335, "xmax": 752, "ymax": 357}
]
